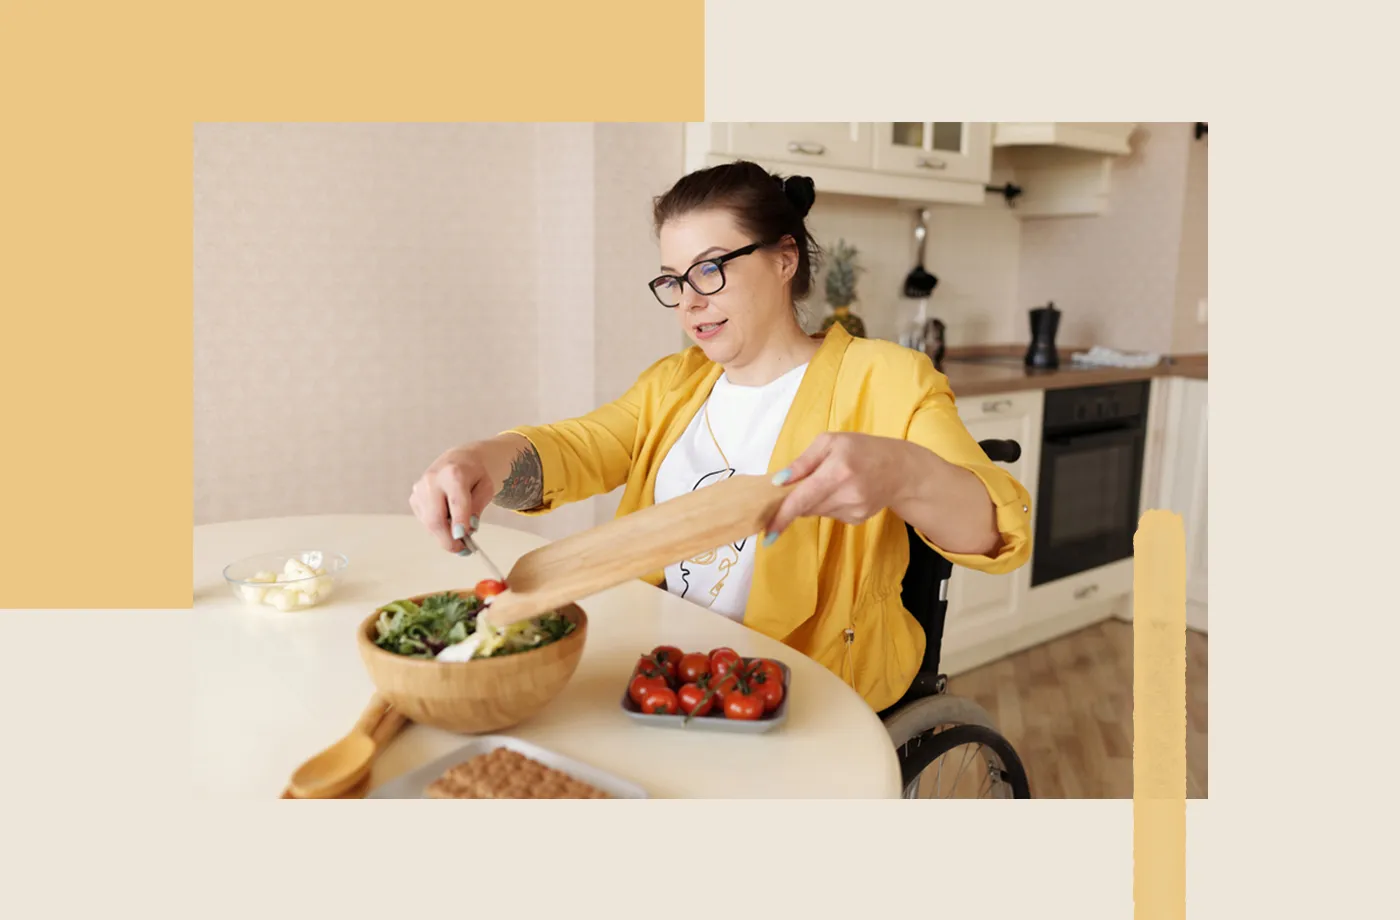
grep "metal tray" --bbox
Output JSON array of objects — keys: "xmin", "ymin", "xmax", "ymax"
[
  {"xmin": 620, "ymin": 658, "xmax": 791, "ymax": 733},
  {"xmin": 366, "ymin": 735, "xmax": 648, "ymax": 799}
]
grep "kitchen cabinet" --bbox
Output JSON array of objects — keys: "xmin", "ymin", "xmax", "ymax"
[
  {"xmin": 991, "ymin": 122, "xmax": 1139, "ymax": 218},
  {"xmin": 1146, "ymin": 376, "xmax": 1208, "ymax": 630},
  {"xmin": 683, "ymin": 122, "xmax": 988, "ymax": 206},
  {"xmin": 912, "ymin": 372, "xmax": 1207, "ymax": 676},
  {"xmin": 1018, "ymin": 556, "xmax": 1135, "ymax": 632},
  {"xmin": 684, "ymin": 121, "xmax": 1140, "ymax": 214},
  {"xmin": 872, "ymin": 122, "xmax": 992, "ymax": 185},
  {"xmin": 721, "ymin": 122, "xmax": 874, "ymax": 171},
  {"xmin": 942, "ymin": 390, "xmax": 1043, "ymax": 658},
  {"xmin": 993, "ymin": 122, "xmax": 1136, "ymax": 155}
]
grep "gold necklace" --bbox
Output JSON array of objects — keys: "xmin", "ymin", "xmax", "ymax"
[
  {"xmin": 703, "ymin": 400, "xmax": 730, "ymax": 469},
  {"xmin": 688, "ymin": 399, "xmax": 739, "ymax": 587}
]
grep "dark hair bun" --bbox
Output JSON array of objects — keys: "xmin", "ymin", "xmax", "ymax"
[
  {"xmin": 653, "ymin": 160, "xmax": 823, "ymax": 302},
  {"xmin": 782, "ymin": 175, "xmax": 816, "ymax": 217}
]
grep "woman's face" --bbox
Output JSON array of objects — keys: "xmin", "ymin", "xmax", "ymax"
[{"xmin": 656, "ymin": 208, "xmax": 797, "ymax": 366}]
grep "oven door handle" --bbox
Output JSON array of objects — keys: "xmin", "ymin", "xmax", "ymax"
[{"xmin": 1045, "ymin": 428, "xmax": 1140, "ymax": 448}]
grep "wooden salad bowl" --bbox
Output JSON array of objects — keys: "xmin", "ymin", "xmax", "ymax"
[{"xmin": 357, "ymin": 593, "xmax": 588, "ymax": 734}]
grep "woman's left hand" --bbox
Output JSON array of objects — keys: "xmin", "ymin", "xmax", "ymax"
[{"xmin": 763, "ymin": 432, "xmax": 912, "ymax": 541}]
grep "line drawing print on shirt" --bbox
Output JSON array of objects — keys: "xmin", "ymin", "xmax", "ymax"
[
  {"xmin": 676, "ymin": 466, "xmax": 742, "ymax": 600},
  {"xmin": 658, "ymin": 364, "xmax": 808, "ymax": 619}
]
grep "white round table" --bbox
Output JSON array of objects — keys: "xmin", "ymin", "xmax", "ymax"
[{"xmin": 193, "ymin": 514, "xmax": 903, "ymax": 799}]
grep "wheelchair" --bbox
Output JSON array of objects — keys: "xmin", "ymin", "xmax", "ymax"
[{"xmin": 877, "ymin": 438, "xmax": 1033, "ymax": 799}]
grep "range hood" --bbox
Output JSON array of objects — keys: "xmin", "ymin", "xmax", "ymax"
[
  {"xmin": 990, "ymin": 123, "xmax": 1138, "ymax": 218},
  {"xmin": 993, "ymin": 122, "xmax": 1136, "ymax": 156}
]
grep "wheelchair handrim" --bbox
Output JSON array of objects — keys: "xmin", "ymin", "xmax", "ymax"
[{"xmin": 901, "ymin": 736, "xmax": 1015, "ymax": 799}]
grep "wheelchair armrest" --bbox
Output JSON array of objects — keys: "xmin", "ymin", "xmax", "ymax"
[{"xmin": 978, "ymin": 438, "xmax": 1021, "ymax": 464}]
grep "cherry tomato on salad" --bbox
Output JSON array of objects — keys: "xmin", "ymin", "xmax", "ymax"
[
  {"xmin": 677, "ymin": 682, "xmax": 714, "ymax": 717},
  {"xmin": 642, "ymin": 687, "xmax": 680, "ymax": 715},
  {"xmin": 677, "ymin": 652, "xmax": 711, "ymax": 685},
  {"xmin": 474, "ymin": 579, "xmax": 507, "ymax": 599},
  {"xmin": 629, "ymin": 673, "xmax": 669, "ymax": 706},
  {"xmin": 723, "ymin": 690, "xmax": 765, "ymax": 721}
]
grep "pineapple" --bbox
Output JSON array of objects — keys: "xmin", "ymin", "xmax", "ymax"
[{"xmin": 821, "ymin": 239, "xmax": 867, "ymax": 338}]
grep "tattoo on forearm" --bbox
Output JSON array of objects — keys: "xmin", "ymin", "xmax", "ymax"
[{"xmin": 495, "ymin": 445, "xmax": 545, "ymax": 511}]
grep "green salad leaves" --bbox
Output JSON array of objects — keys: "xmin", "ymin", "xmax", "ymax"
[{"xmin": 372, "ymin": 591, "xmax": 575, "ymax": 660}]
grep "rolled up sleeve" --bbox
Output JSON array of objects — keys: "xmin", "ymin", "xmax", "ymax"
[{"xmin": 903, "ymin": 366, "xmax": 1033, "ymax": 575}]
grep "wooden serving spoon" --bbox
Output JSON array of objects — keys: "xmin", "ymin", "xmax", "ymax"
[
  {"xmin": 479, "ymin": 473, "xmax": 792, "ymax": 628},
  {"xmin": 283, "ymin": 694, "xmax": 408, "ymax": 799}
]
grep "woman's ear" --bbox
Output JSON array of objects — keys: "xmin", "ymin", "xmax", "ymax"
[{"xmin": 773, "ymin": 235, "xmax": 799, "ymax": 285}]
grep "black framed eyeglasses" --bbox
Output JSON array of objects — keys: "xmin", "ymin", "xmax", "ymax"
[{"xmin": 647, "ymin": 242, "xmax": 764, "ymax": 308}]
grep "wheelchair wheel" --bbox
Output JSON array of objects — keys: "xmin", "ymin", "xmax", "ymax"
[{"xmin": 896, "ymin": 723, "xmax": 1031, "ymax": 799}]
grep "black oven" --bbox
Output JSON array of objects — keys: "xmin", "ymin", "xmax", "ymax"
[{"xmin": 1031, "ymin": 381, "xmax": 1149, "ymax": 587}]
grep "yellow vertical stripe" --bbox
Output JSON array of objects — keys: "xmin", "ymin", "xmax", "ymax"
[{"xmin": 1133, "ymin": 510, "xmax": 1188, "ymax": 919}]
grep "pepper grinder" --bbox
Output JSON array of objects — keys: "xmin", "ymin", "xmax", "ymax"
[{"xmin": 1025, "ymin": 302, "xmax": 1061, "ymax": 370}]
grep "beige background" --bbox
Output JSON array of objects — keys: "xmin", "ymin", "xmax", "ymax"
[
  {"xmin": 11, "ymin": 0, "xmax": 1384, "ymax": 912},
  {"xmin": 194, "ymin": 121, "xmax": 1206, "ymax": 528}
]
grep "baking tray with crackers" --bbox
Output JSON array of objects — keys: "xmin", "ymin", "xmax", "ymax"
[
  {"xmin": 619, "ymin": 658, "xmax": 792, "ymax": 734},
  {"xmin": 366, "ymin": 736, "xmax": 648, "ymax": 799}
]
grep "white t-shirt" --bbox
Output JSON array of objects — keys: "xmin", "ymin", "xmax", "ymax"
[{"xmin": 653, "ymin": 362, "xmax": 810, "ymax": 620}]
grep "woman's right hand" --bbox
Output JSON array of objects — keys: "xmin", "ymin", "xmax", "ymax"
[{"xmin": 410, "ymin": 446, "xmax": 498, "ymax": 554}]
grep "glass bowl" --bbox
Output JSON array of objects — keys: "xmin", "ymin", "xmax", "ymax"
[{"xmin": 222, "ymin": 549, "xmax": 349, "ymax": 611}]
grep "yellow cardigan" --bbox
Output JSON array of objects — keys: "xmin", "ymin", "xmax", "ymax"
[{"xmin": 508, "ymin": 325, "xmax": 1032, "ymax": 712}]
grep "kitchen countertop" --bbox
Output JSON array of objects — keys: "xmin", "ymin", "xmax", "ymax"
[{"xmin": 937, "ymin": 345, "xmax": 1208, "ymax": 397}]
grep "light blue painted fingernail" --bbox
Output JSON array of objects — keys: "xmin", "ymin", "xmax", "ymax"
[
  {"xmin": 772, "ymin": 469, "xmax": 792, "ymax": 486},
  {"xmin": 469, "ymin": 515, "xmax": 480, "ymax": 530},
  {"xmin": 763, "ymin": 530, "xmax": 780, "ymax": 547},
  {"xmin": 451, "ymin": 522, "xmax": 466, "ymax": 540},
  {"xmin": 458, "ymin": 548, "xmax": 473, "ymax": 557}
]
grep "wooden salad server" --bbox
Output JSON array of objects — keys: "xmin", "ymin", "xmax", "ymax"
[
  {"xmin": 480, "ymin": 473, "xmax": 793, "ymax": 628},
  {"xmin": 282, "ymin": 694, "xmax": 409, "ymax": 799}
]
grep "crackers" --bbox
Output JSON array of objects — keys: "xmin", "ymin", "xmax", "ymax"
[{"xmin": 424, "ymin": 746, "xmax": 610, "ymax": 799}]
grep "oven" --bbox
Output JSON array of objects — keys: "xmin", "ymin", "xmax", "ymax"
[{"xmin": 1031, "ymin": 381, "xmax": 1149, "ymax": 587}]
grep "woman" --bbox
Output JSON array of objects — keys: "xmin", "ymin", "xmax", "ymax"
[{"xmin": 409, "ymin": 161, "xmax": 1032, "ymax": 712}]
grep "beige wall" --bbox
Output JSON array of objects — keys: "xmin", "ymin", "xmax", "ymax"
[
  {"xmin": 1018, "ymin": 122, "xmax": 1206, "ymax": 355},
  {"xmin": 194, "ymin": 123, "xmax": 680, "ymax": 534},
  {"xmin": 804, "ymin": 164, "xmax": 1023, "ymax": 346},
  {"xmin": 589, "ymin": 123, "xmax": 689, "ymax": 523},
  {"xmin": 1171, "ymin": 127, "xmax": 1209, "ymax": 354}
]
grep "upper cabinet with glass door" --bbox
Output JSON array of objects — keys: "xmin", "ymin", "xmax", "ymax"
[{"xmin": 872, "ymin": 122, "xmax": 992, "ymax": 185}]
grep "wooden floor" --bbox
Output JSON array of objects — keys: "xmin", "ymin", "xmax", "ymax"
[{"xmin": 946, "ymin": 619, "xmax": 1208, "ymax": 798}]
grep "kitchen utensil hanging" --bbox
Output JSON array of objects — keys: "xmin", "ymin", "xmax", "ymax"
[{"xmin": 902, "ymin": 209, "xmax": 939, "ymax": 299}]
